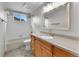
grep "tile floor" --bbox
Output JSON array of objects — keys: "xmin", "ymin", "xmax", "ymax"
[{"xmin": 5, "ymin": 45, "xmax": 33, "ymax": 57}]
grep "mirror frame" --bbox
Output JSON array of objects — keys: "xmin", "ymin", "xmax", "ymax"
[{"xmin": 43, "ymin": 2, "xmax": 71, "ymax": 31}]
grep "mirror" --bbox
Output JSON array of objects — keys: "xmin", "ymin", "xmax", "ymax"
[{"xmin": 43, "ymin": 2, "xmax": 71, "ymax": 30}]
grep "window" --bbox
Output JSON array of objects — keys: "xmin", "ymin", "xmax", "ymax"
[{"xmin": 14, "ymin": 13, "xmax": 28, "ymax": 22}]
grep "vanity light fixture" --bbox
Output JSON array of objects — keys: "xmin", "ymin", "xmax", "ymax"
[
  {"xmin": 23, "ymin": 3, "xmax": 30, "ymax": 9},
  {"xmin": 43, "ymin": 2, "xmax": 53, "ymax": 13},
  {"xmin": 43, "ymin": 2, "xmax": 67, "ymax": 13}
]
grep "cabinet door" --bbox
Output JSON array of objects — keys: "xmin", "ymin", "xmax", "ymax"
[
  {"xmin": 53, "ymin": 47, "xmax": 75, "ymax": 57},
  {"xmin": 34, "ymin": 37, "xmax": 53, "ymax": 57},
  {"xmin": 35, "ymin": 40, "xmax": 42, "ymax": 57},
  {"xmin": 41, "ymin": 46, "xmax": 53, "ymax": 57}
]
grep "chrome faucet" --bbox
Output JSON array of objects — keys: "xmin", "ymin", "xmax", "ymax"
[{"xmin": 40, "ymin": 31, "xmax": 55, "ymax": 36}]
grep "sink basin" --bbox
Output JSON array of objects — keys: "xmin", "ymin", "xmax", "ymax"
[{"xmin": 40, "ymin": 36, "xmax": 54, "ymax": 39}]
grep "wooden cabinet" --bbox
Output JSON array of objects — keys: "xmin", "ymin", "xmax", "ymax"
[
  {"xmin": 31, "ymin": 35, "xmax": 53, "ymax": 57},
  {"xmin": 41, "ymin": 46, "xmax": 53, "ymax": 57},
  {"xmin": 31, "ymin": 35, "xmax": 36, "ymax": 55},
  {"xmin": 34, "ymin": 38, "xmax": 53, "ymax": 57},
  {"xmin": 31, "ymin": 35, "xmax": 76, "ymax": 57},
  {"xmin": 38, "ymin": 39, "xmax": 53, "ymax": 57},
  {"xmin": 53, "ymin": 47, "xmax": 75, "ymax": 57},
  {"xmin": 35, "ymin": 40, "xmax": 42, "ymax": 57}
]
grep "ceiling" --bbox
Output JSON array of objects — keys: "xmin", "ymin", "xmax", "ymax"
[{"xmin": 3, "ymin": 2, "xmax": 45, "ymax": 14}]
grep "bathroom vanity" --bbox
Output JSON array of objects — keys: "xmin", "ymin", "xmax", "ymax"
[{"xmin": 31, "ymin": 33, "xmax": 79, "ymax": 57}]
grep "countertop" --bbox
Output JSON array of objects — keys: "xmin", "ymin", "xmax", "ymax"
[{"xmin": 32, "ymin": 33, "xmax": 79, "ymax": 56}]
